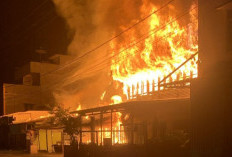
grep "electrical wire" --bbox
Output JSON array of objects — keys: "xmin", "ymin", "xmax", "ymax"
[
  {"xmin": 4, "ymin": 0, "xmax": 177, "ymax": 90},
  {"xmin": 58, "ymin": 6, "xmax": 198, "ymax": 86},
  {"xmin": 41, "ymin": 0, "xmax": 176, "ymax": 76},
  {"xmin": 4, "ymin": 0, "xmax": 198, "ymax": 100}
]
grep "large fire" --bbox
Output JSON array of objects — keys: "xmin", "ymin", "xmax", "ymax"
[
  {"xmin": 79, "ymin": 1, "xmax": 198, "ymax": 145},
  {"xmin": 110, "ymin": 1, "xmax": 198, "ymax": 100}
]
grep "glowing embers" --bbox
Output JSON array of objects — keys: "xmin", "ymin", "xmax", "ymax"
[{"xmin": 110, "ymin": 2, "xmax": 198, "ymax": 100}]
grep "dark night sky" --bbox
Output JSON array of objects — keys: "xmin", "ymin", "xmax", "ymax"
[{"xmin": 0, "ymin": 0, "xmax": 70, "ymax": 83}]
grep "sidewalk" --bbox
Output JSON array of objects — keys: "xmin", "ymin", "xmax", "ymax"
[{"xmin": 0, "ymin": 151, "xmax": 63, "ymax": 157}]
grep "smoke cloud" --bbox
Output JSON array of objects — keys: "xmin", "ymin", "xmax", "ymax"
[{"xmin": 51, "ymin": 0, "xmax": 196, "ymax": 110}]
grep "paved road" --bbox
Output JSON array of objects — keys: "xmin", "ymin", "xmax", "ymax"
[{"xmin": 0, "ymin": 151, "xmax": 63, "ymax": 157}]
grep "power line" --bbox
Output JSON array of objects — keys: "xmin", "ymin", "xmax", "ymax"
[
  {"xmin": 17, "ymin": 0, "xmax": 177, "ymax": 90},
  {"xmin": 42, "ymin": 7, "xmax": 198, "ymax": 90},
  {"xmin": 4, "ymin": 1, "xmax": 197, "ymax": 93},
  {"xmin": 41, "ymin": 0, "xmax": 175, "ymax": 76},
  {"xmin": 61, "ymin": 6, "xmax": 198, "ymax": 85}
]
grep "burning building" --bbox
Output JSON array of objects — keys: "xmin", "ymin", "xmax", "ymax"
[
  {"xmin": 51, "ymin": 0, "xmax": 199, "ymax": 155},
  {"xmin": 2, "ymin": 0, "xmax": 198, "ymax": 153},
  {"xmin": 51, "ymin": 0, "xmax": 198, "ymax": 106},
  {"xmin": 53, "ymin": 0, "xmax": 232, "ymax": 156},
  {"xmin": 1, "ymin": 0, "xmax": 231, "ymax": 156}
]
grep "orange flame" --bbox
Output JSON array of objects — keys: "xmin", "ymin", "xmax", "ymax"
[
  {"xmin": 95, "ymin": 1, "xmax": 198, "ymax": 146},
  {"xmin": 110, "ymin": 2, "xmax": 198, "ymax": 99},
  {"xmin": 110, "ymin": 95, "xmax": 122, "ymax": 105}
]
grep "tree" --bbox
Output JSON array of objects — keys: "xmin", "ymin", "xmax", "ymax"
[{"xmin": 48, "ymin": 104, "xmax": 80, "ymax": 146}]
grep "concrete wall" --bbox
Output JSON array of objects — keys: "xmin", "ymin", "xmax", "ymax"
[
  {"xmin": 4, "ymin": 84, "xmax": 41, "ymax": 114},
  {"xmin": 3, "ymin": 55, "xmax": 70, "ymax": 114},
  {"xmin": 15, "ymin": 62, "xmax": 58, "ymax": 82},
  {"xmin": 30, "ymin": 62, "xmax": 58, "ymax": 75},
  {"xmin": 191, "ymin": 0, "xmax": 232, "ymax": 156},
  {"xmin": 50, "ymin": 54, "xmax": 74, "ymax": 65},
  {"xmin": 198, "ymin": 0, "xmax": 232, "ymax": 77}
]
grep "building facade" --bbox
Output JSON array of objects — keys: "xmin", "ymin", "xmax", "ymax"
[{"xmin": 3, "ymin": 54, "xmax": 73, "ymax": 115}]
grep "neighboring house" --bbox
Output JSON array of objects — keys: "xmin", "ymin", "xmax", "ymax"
[
  {"xmin": 0, "ymin": 111, "xmax": 63, "ymax": 153},
  {"xmin": 0, "ymin": 54, "xmax": 73, "ymax": 152},
  {"xmin": 3, "ymin": 54, "xmax": 73, "ymax": 115}
]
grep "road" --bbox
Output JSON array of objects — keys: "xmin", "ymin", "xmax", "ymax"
[{"xmin": 0, "ymin": 151, "xmax": 63, "ymax": 157}]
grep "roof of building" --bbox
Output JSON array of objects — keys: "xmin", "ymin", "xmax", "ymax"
[{"xmin": 2, "ymin": 110, "xmax": 52, "ymax": 124}]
